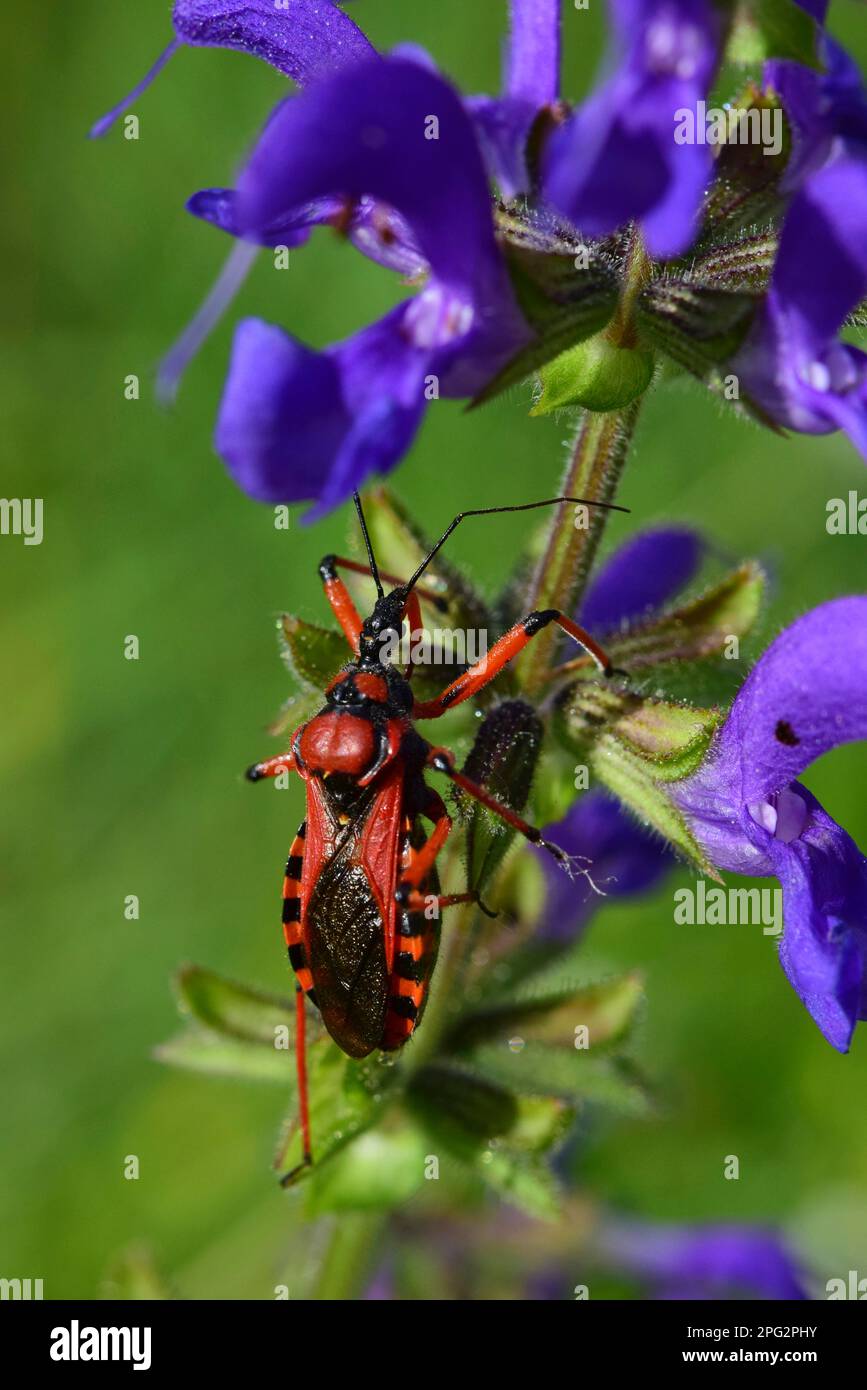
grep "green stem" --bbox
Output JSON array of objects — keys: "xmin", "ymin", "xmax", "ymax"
[
  {"xmin": 519, "ymin": 397, "xmax": 642, "ymax": 696},
  {"xmin": 310, "ymin": 1212, "xmax": 384, "ymax": 1300}
]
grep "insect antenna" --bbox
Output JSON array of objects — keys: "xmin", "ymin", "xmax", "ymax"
[
  {"xmin": 353, "ymin": 490, "xmax": 384, "ymax": 600},
  {"xmin": 404, "ymin": 495, "xmax": 630, "ymax": 595}
]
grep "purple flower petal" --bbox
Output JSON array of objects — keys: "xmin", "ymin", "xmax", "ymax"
[
  {"xmin": 579, "ymin": 527, "xmax": 705, "ymax": 632},
  {"xmin": 743, "ymin": 44, "xmax": 867, "ymax": 454},
  {"xmin": 602, "ymin": 1218, "xmax": 809, "ymax": 1299},
  {"xmin": 770, "ymin": 160, "xmax": 867, "ymax": 348},
  {"xmin": 769, "ymin": 788, "xmax": 867, "ymax": 1052},
  {"xmin": 215, "ymin": 311, "xmax": 429, "ymax": 512},
  {"xmin": 466, "ymin": 1, "xmax": 561, "ymax": 198},
  {"xmin": 188, "ymin": 184, "xmax": 426, "ymax": 273},
  {"xmin": 793, "ymin": 0, "xmax": 828, "ymax": 19},
  {"xmin": 467, "ymin": 94, "xmax": 540, "ymax": 200},
  {"xmin": 213, "ymin": 57, "xmax": 530, "ymax": 508},
  {"xmin": 767, "ymin": 40, "xmax": 867, "ymax": 192},
  {"xmin": 236, "ymin": 56, "xmax": 509, "ymax": 306},
  {"xmin": 701, "ymin": 597, "xmax": 867, "ymax": 808},
  {"xmin": 90, "ymin": 1, "xmax": 374, "ymax": 138},
  {"xmin": 186, "ymin": 187, "xmax": 335, "ymax": 248},
  {"xmin": 544, "ymin": 0, "xmax": 721, "ymax": 258},
  {"xmin": 506, "ymin": 0, "xmax": 560, "ymax": 108},
  {"xmin": 538, "ymin": 792, "xmax": 671, "ymax": 939},
  {"xmin": 172, "ymin": 0, "xmax": 374, "ymax": 84},
  {"xmin": 672, "ymin": 598, "xmax": 867, "ymax": 1049}
]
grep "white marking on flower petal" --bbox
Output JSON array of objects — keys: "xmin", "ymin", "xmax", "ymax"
[
  {"xmin": 773, "ymin": 786, "xmax": 809, "ymax": 844},
  {"xmin": 749, "ymin": 800, "xmax": 778, "ymax": 835},
  {"xmin": 404, "ymin": 285, "xmax": 474, "ymax": 349},
  {"xmin": 748, "ymin": 787, "xmax": 809, "ymax": 844},
  {"xmin": 802, "ymin": 360, "xmax": 831, "ymax": 392},
  {"xmin": 645, "ymin": 17, "xmax": 704, "ymax": 80},
  {"xmin": 825, "ymin": 344, "xmax": 860, "ymax": 392}
]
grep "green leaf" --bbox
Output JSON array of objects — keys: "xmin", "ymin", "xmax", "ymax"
[
  {"xmin": 476, "ymin": 1150, "xmax": 561, "ymax": 1220},
  {"xmin": 275, "ymin": 1044, "xmax": 399, "ymax": 1186},
  {"xmin": 101, "ymin": 1246, "xmax": 173, "ymax": 1301},
  {"xmin": 558, "ymin": 563, "xmax": 765, "ymax": 674},
  {"xmin": 305, "ymin": 1123, "xmax": 429, "ymax": 1214},
  {"xmin": 173, "ymin": 964, "xmax": 295, "ymax": 1045},
  {"xmin": 408, "ymin": 1061, "xmax": 519, "ymax": 1150},
  {"xmin": 531, "ymin": 334, "xmax": 655, "ymax": 415},
  {"xmin": 590, "ymin": 733, "xmax": 721, "ymax": 877},
  {"xmin": 462, "ymin": 1041, "xmax": 652, "ymax": 1117},
  {"xmin": 610, "ymin": 700, "xmax": 722, "ymax": 779},
  {"xmin": 406, "ymin": 1061, "xmax": 563, "ymax": 1219},
  {"xmin": 154, "ymin": 1026, "xmax": 296, "ymax": 1084},
  {"xmin": 847, "ymin": 297, "xmax": 867, "ymax": 331},
  {"xmin": 279, "ymin": 614, "xmax": 348, "ymax": 692},
  {"xmin": 449, "ymin": 971, "xmax": 644, "ymax": 1051},
  {"xmin": 508, "ymin": 1095, "xmax": 576, "ymax": 1154},
  {"xmin": 728, "ymin": 0, "xmax": 821, "ymax": 68}
]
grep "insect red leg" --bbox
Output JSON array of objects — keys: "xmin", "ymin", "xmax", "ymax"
[
  {"xmin": 395, "ymin": 790, "xmax": 452, "ymax": 898},
  {"xmin": 245, "ymin": 751, "xmax": 299, "ymax": 782},
  {"xmin": 318, "ymin": 556, "xmax": 363, "ymax": 651},
  {"xmin": 425, "ymin": 747, "xmax": 576, "ymax": 869},
  {"xmin": 319, "ymin": 554, "xmax": 447, "ymax": 608},
  {"xmin": 318, "ymin": 555, "xmax": 446, "ymax": 655},
  {"xmin": 413, "ymin": 611, "xmax": 616, "ymax": 719},
  {"xmin": 394, "ymin": 791, "xmax": 490, "ymax": 914},
  {"xmin": 398, "ymin": 889, "xmax": 479, "ymax": 912},
  {"xmin": 280, "ymin": 983, "xmax": 313, "ymax": 1187}
]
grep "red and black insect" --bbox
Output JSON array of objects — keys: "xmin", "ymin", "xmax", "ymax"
[{"xmin": 247, "ymin": 493, "xmax": 625, "ymax": 1180}]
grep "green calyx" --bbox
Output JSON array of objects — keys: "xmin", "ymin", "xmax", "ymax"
[{"xmin": 531, "ymin": 333, "xmax": 656, "ymax": 414}]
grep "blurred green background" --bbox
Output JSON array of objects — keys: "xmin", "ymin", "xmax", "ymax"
[{"xmin": 2, "ymin": 0, "xmax": 866, "ymax": 1299}]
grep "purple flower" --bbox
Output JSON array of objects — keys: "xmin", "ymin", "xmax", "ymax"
[
  {"xmin": 92, "ymin": 4, "xmax": 380, "ymax": 401},
  {"xmin": 736, "ymin": 43, "xmax": 867, "ymax": 456},
  {"xmin": 579, "ymin": 525, "xmax": 706, "ymax": 632},
  {"xmin": 540, "ymin": 793, "xmax": 672, "ymax": 939},
  {"xmin": 601, "ymin": 1217, "xmax": 809, "ymax": 1299},
  {"xmin": 468, "ymin": 0, "xmax": 562, "ymax": 198},
  {"xmin": 671, "ymin": 597, "xmax": 867, "ymax": 1052},
  {"xmin": 89, "ymin": 0, "xmax": 374, "ymax": 138},
  {"xmin": 216, "ymin": 56, "xmax": 531, "ymax": 513},
  {"xmin": 538, "ymin": 528, "xmax": 704, "ymax": 933},
  {"xmin": 544, "ymin": 0, "xmax": 722, "ymax": 259}
]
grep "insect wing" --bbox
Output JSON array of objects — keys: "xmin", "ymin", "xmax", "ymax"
[{"xmin": 301, "ymin": 766, "xmax": 404, "ymax": 1058}]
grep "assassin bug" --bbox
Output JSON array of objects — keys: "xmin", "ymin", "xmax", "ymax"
[{"xmin": 246, "ymin": 492, "xmax": 627, "ymax": 1181}]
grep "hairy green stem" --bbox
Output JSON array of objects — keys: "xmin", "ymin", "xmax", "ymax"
[{"xmin": 519, "ymin": 398, "xmax": 642, "ymax": 695}]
